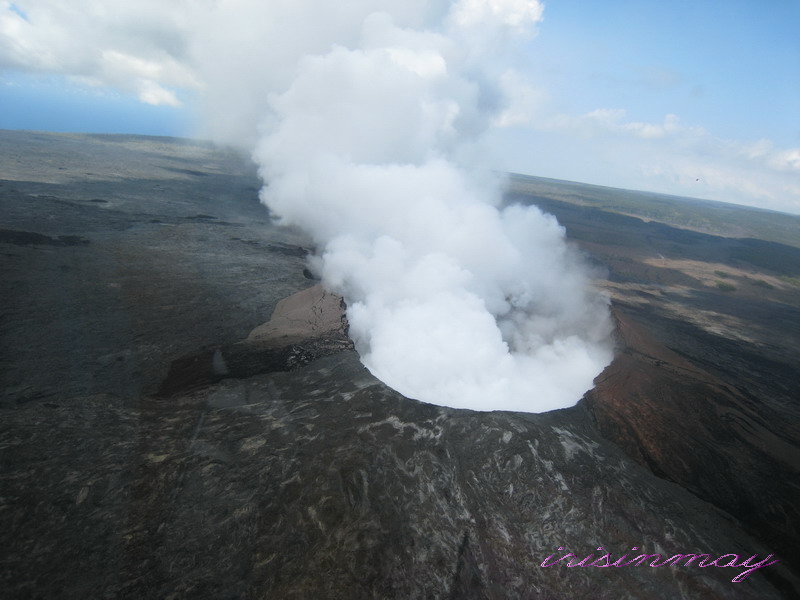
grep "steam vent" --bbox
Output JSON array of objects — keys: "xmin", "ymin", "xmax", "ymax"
[{"xmin": 2, "ymin": 131, "xmax": 800, "ymax": 599}]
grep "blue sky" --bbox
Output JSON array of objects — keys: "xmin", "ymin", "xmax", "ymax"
[
  {"xmin": 528, "ymin": 0, "xmax": 799, "ymax": 146},
  {"xmin": 1, "ymin": 72, "xmax": 193, "ymax": 136},
  {"xmin": 1, "ymin": 0, "xmax": 798, "ymax": 213}
]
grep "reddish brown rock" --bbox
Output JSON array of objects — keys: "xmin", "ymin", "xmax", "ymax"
[
  {"xmin": 584, "ymin": 305, "xmax": 800, "ymax": 575},
  {"xmin": 246, "ymin": 283, "xmax": 348, "ymax": 346}
]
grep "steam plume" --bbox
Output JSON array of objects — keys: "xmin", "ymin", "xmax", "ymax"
[
  {"xmin": 2, "ymin": 0, "xmax": 614, "ymax": 411},
  {"xmin": 203, "ymin": 0, "xmax": 614, "ymax": 411}
]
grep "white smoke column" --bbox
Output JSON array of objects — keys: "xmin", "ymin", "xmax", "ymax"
[
  {"xmin": 237, "ymin": 1, "xmax": 614, "ymax": 412},
  {"xmin": 1, "ymin": 0, "xmax": 614, "ymax": 411}
]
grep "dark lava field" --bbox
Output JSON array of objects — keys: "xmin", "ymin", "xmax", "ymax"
[{"xmin": 1, "ymin": 130, "xmax": 799, "ymax": 599}]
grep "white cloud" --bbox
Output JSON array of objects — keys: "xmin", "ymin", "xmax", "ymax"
[
  {"xmin": 135, "ymin": 79, "xmax": 180, "ymax": 106},
  {"xmin": 492, "ymin": 69, "xmax": 547, "ymax": 127},
  {"xmin": 537, "ymin": 108, "xmax": 704, "ymax": 141},
  {"xmin": 0, "ymin": 0, "xmax": 198, "ymax": 105},
  {"xmin": 449, "ymin": 0, "xmax": 544, "ymax": 30},
  {"xmin": 486, "ymin": 85, "xmax": 800, "ymax": 213},
  {"xmin": 766, "ymin": 147, "xmax": 800, "ymax": 172}
]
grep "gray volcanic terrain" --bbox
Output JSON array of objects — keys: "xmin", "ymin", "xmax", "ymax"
[{"xmin": 1, "ymin": 131, "xmax": 798, "ymax": 599}]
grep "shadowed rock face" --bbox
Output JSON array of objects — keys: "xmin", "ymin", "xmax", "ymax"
[
  {"xmin": 584, "ymin": 306, "xmax": 800, "ymax": 580},
  {"xmin": 509, "ymin": 187, "xmax": 800, "ymax": 580},
  {"xmin": 157, "ymin": 284, "xmax": 352, "ymax": 397},
  {"xmin": 1, "ymin": 132, "xmax": 798, "ymax": 599}
]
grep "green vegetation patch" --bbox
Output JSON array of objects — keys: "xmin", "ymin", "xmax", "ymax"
[
  {"xmin": 714, "ymin": 270, "xmax": 731, "ymax": 278},
  {"xmin": 781, "ymin": 275, "xmax": 800, "ymax": 287},
  {"xmin": 751, "ymin": 279, "xmax": 774, "ymax": 290},
  {"xmin": 716, "ymin": 281, "xmax": 736, "ymax": 292}
]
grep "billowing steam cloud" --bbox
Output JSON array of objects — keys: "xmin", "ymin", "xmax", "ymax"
[
  {"xmin": 203, "ymin": 0, "xmax": 614, "ymax": 411},
  {"xmin": 2, "ymin": 0, "xmax": 614, "ymax": 412}
]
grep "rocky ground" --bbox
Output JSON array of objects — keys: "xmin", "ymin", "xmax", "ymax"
[
  {"xmin": 1, "ymin": 131, "xmax": 798, "ymax": 599},
  {"xmin": 508, "ymin": 180, "xmax": 800, "ymax": 583}
]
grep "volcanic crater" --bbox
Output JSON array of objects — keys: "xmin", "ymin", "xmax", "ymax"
[{"xmin": 2, "ymin": 131, "xmax": 798, "ymax": 599}]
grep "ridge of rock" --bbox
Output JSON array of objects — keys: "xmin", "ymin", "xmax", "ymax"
[{"xmin": 157, "ymin": 284, "xmax": 352, "ymax": 397}]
